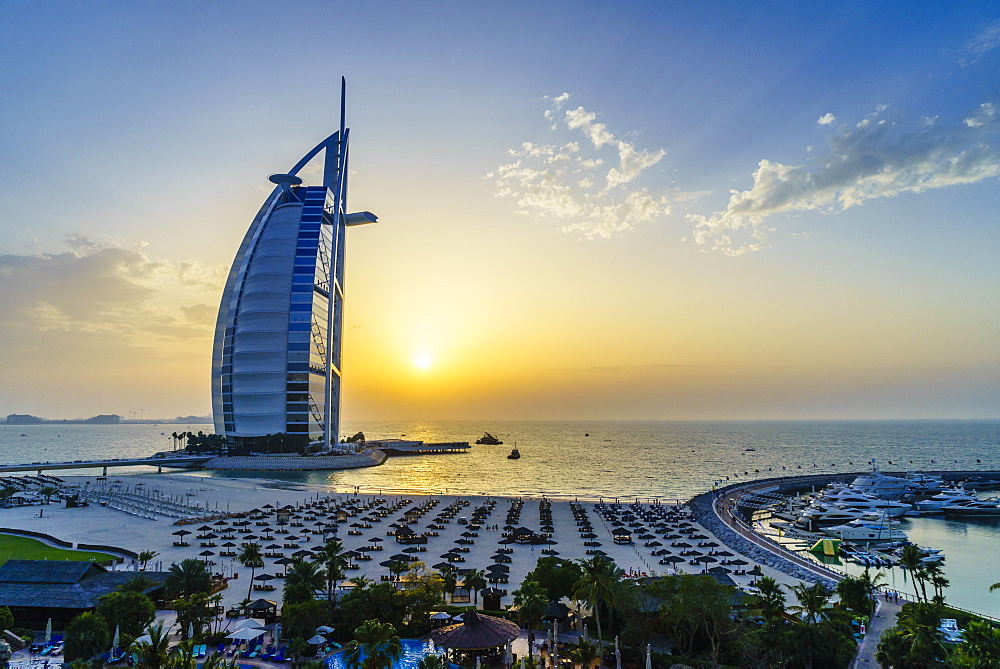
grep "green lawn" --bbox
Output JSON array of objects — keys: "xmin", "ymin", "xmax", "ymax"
[{"xmin": 0, "ymin": 534, "xmax": 117, "ymax": 565}]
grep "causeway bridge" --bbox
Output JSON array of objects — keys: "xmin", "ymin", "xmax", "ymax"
[{"xmin": 0, "ymin": 454, "xmax": 212, "ymax": 476}]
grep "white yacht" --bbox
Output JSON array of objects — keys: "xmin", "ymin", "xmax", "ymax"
[
  {"xmin": 941, "ymin": 499, "xmax": 1000, "ymax": 517},
  {"xmin": 914, "ymin": 488, "xmax": 978, "ymax": 513},
  {"xmin": 796, "ymin": 502, "xmax": 873, "ymax": 527},
  {"xmin": 821, "ymin": 518, "xmax": 908, "ymax": 542},
  {"xmin": 814, "ymin": 486, "xmax": 912, "ymax": 518},
  {"xmin": 850, "ymin": 461, "xmax": 916, "ymax": 499}
]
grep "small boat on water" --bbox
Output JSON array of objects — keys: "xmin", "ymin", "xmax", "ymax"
[{"xmin": 507, "ymin": 447, "xmax": 520, "ymax": 460}]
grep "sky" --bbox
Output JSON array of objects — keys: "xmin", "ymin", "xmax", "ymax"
[{"xmin": 0, "ymin": 1, "xmax": 997, "ymax": 422}]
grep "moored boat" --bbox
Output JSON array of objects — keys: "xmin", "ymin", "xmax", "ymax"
[{"xmin": 941, "ymin": 499, "xmax": 1000, "ymax": 516}]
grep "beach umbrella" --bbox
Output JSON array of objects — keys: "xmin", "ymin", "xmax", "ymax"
[
  {"xmin": 307, "ymin": 634, "xmax": 326, "ymax": 645},
  {"xmin": 369, "ymin": 537, "xmax": 383, "ymax": 543},
  {"xmin": 111, "ymin": 625, "xmax": 120, "ymax": 653},
  {"xmin": 316, "ymin": 625, "xmax": 335, "ymax": 634},
  {"xmin": 188, "ymin": 622, "xmax": 194, "ymax": 639},
  {"xmin": 505, "ymin": 641, "xmax": 513, "ymax": 667},
  {"xmin": 226, "ymin": 627, "xmax": 267, "ymax": 641},
  {"xmin": 614, "ymin": 637, "xmax": 621, "ymax": 669},
  {"xmin": 645, "ymin": 541, "xmax": 662, "ymax": 547},
  {"xmin": 476, "ymin": 656, "xmax": 481, "ymax": 669},
  {"xmin": 729, "ymin": 559, "xmax": 749, "ymax": 566},
  {"xmin": 198, "ymin": 525, "xmax": 213, "ymax": 531},
  {"xmin": 403, "ymin": 547, "xmax": 421, "ymax": 553},
  {"xmin": 645, "ymin": 644, "xmax": 651, "ymax": 669},
  {"xmin": 45, "ymin": 618, "xmax": 52, "ymax": 643},
  {"xmin": 199, "ymin": 550, "xmax": 215, "ymax": 559},
  {"xmin": 232, "ymin": 618, "xmax": 267, "ymax": 632},
  {"xmin": 254, "ymin": 573, "xmax": 275, "ymax": 582}
]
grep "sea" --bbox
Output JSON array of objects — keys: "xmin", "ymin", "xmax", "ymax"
[{"xmin": 1, "ymin": 419, "xmax": 998, "ymax": 616}]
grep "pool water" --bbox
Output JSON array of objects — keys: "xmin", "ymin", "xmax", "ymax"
[{"xmin": 327, "ymin": 639, "xmax": 445, "ymax": 669}]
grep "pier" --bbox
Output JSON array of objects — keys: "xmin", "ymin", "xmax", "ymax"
[{"xmin": 0, "ymin": 454, "xmax": 212, "ymax": 476}]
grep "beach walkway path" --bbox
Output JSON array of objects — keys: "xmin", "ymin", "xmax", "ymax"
[{"xmin": 853, "ymin": 596, "xmax": 902, "ymax": 667}]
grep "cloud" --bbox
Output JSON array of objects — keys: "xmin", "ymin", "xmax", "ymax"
[
  {"xmin": 966, "ymin": 19, "xmax": 1000, "ymax": 58},
  {"xmin": 565, "ymin": 106, "xmax": 615, "ymax": 148},
  {"xmin": 606, "ymin": 141, "xmax": 667, "ymax": 188},
  {"xmin": 817, "ymin": 113, "xmax": 836, "ymax": 126},
  {"xmin": 687, "ymin": 104, "xmax": 1000, "ymax": 255},
  {"xmin": 0, "ymin": 236, "xmax": 226, "ymax": 347},
  {"xmin": 489, "ymin": 95, "xmax": 672, "ymax": 238}
]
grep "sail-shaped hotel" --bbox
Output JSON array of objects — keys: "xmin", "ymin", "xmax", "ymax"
[{"xmin": 211, "ymin": 80, "xmax": 376, "ymax": 453}]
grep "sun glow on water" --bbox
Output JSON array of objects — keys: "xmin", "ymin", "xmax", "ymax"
[{"xmin": 415, "ymin": 353, "xmax": 432, "ymax": 369}]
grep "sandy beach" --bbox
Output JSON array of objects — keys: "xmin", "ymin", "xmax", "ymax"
[{"xmin": 1, "ymin": 472, "xmax": 815, "ymax": 616}]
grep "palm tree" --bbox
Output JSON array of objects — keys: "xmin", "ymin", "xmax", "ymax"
[
  {"xmin": 343, "ymin": 619, "xmax": 403, "ymax": 669},
  {"xmin": 918, "ymin": 561, "xmax": 949, "ymax": 605},
  {"xmin": 991, "ymin": 582, "xmax": 1000, "ymax": 592},
  {"xmin": 131, "ymin": 622, "xmax": 171, "ymax": 669},
  {"xmin": 238, "ymin": 542, "xmax": 264, "ymax": 602},
  {"xmin": 416, "ymin": 655, "xmax": 447, "ymax": 669},
  {"xmin": 38, "ymin": 485, "xmax": 59, "ymax": 504},
  {"xmin": 138, "ymin": 550, "xmax": 159, "ymax": 570},
  {"xmin": 465, "ymin": 568, "xmax": 487, "ymax": 605},
  {"xmin": 750, "ymin": 576, "xmax": 787, "ymax": 625},
  {"xmin": 313, "ymin": 538, "xmax": 348, "ymax": 602},
  {"xmin": 169, "ymin": 639, "xmax": 197, "ymax": 669},
  {"xmin": 513, "ymin": 579, "xmax": 548, "ymax": 660},
  {"xmin": 573, "ymin": 556, "xmax": 622, "ymax": 644},
  {"xmin": 386, "ymin": 559, "xmax": 409, "ymax": 584},
  {"xmin": 858, "ymin": 568, "xmax": 886, "ymax": 602},
  {"xmin": 287, "ymin": 637, "xmax": 312, "ymax": 668},
  {"xmin": 284, "ymin": 558, "xmax": 326, "ymax": 604},
  {"xmin": 165, "ymin": 558, "xmax": 212, "ymax": 599},
  {"xmin": 899, "ymin": 545, "xmax": 928, "ymax": 602},
  {"xmin": 119, "ymin": 574, "xmax": 156, "ymax": 593},
  {"xmin": 896, "ymin": 602, "xmax": 948, "ymax": 665},
  {"xmin": 787, "ymin": 582, "xmax": 831, "ymax": 624},
  {"xmin": 566, "ymin": 638, "xmax": 600, "ymax": 669},
  {"xmin": 439, "ymin": 565, "xmax": 458, "ymax": 603}
]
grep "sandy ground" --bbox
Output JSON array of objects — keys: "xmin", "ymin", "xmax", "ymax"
[
  {"xmin": 2, "ymin": 473, "xmax": 811, "ymax": 605},
  {"xmin": 2, "ymin": 471, "xmax": 813, "ymax": 663}
]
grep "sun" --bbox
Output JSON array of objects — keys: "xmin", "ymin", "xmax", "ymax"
[{"xmin": 415, "ymin": 353, "xmax": 432, "ymax": 369}]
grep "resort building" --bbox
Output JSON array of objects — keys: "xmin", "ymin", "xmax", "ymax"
[
  {"xmin": 0, "ymin": 560, "xmax": 168, "ymax": 627},
  {"xmin": 212, "ymin": 80, "xmax": 376, "ymax": 452}
]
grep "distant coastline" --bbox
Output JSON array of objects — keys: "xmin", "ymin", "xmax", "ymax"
[{"xmin": 3, "ymin": 413, "xmax": 211, "ymax": 425}]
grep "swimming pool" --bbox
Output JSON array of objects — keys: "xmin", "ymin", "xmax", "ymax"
[{"xmin": 326, "ymin": 638, "xmax": 445, "ymax": 669}]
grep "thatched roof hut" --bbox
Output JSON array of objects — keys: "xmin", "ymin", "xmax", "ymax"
[{"xmin": 431, "ymin": 611, "xmax": 519, "ymax": 650}]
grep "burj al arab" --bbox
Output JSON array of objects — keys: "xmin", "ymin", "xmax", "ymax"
[{"xmin": 211, "ymin": 79, "xmax": 376, "ymax": 453}]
